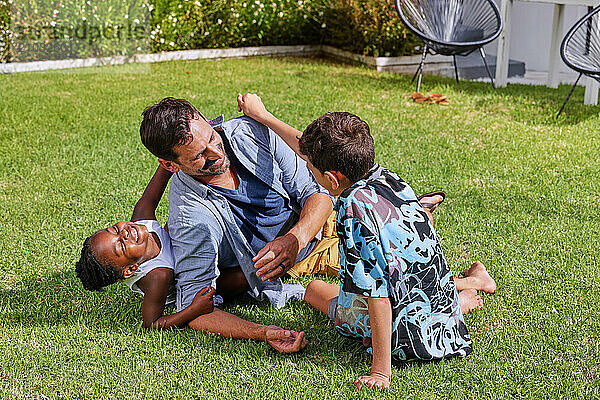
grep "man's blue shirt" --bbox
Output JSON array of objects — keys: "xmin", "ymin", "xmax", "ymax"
[
  {"xmin": 167, "ymin": 115, "xmax": 330, "ymax": 311},
  {"xmin": 209, "ymin": 138, "xmax": 317, "ymax": 262}
]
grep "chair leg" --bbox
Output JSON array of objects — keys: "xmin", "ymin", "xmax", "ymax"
[
  {"xmin": 557, "ymin": 73, "xmax": 582, "ymax": 117},
  {"xmin": 412, "ymin": 45, "xmax": 428, "ymax": 84},
  {"xmin": 479, "ymin": 48, "xmax": 497, "ymax": 93},
  {"xmin": 416, "ymin": 45, "xmax": 428, "ymax": 93},
  {"xmin": 453, "ymin": 55, "xmax": 459, "ymax": 83},
  {"xmin": 411, "ymin": 64, "xmax": 421, "ymax": 83}
]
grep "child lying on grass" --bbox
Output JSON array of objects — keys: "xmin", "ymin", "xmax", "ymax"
[
  {"xmin": 237, "ymin": 93, "xmax": 496, "ymax": 390},
  {"xmin": 76, "ymin": 167, "xmax": 224, "ymax": 329},
  {"xmin": 75, "ymin": 166, "xmax": 306, "ymax": 354}
]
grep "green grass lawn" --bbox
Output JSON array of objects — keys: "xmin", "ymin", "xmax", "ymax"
[{"xmin": 0, "ymin": 56, "xmax": 599, "ymax": 399}]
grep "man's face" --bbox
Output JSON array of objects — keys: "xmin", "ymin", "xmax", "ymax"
[{"xmin": 171, "ymin": 118, "xmax": 231, "ymax": 178}]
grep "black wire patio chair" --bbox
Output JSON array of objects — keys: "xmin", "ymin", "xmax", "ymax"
[
  {"xmin": 395, "ymin": 0, "xmax": 503, "ymax": 92},
  {"xmin": 557, "ymin": 5, "xmax": 600, "ymax": 117}
]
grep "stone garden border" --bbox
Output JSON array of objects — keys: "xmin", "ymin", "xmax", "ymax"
[{"xmin": 0, "ymin": 44, "xmax": 452, "ymax": 75}]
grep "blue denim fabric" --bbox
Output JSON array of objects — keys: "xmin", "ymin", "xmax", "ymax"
[{"xmin": 167, "ymin": 115, "xmax": 330, "ymax": 311}]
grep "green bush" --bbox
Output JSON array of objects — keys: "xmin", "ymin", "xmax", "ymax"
[
  {"xmin": 323, "ymin": 0, "xmax": 420, "ymax": 57},
  {"xmin": 0, "ymin": 0, "xmax": 419, "ymax": 63},
  {"xmin": 150, "ymin": 0, "xmax": 418, "ymax": 57},
  {"xmin": 149, "ymin": 0, "xmax": 326, "ymax": 51},
  {"xmin": 2, "ymin": 0, "xmax": 151, "ymax": 63},
  {"xmin": 0, "ymin": 0, "xmax": 9, "ymax": 62}
]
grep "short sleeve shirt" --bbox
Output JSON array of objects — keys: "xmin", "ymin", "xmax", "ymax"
[
  {"xmin": 123, "ymin": 220, "xmax": 176, "ymax": 305},
  {"xmin": 334, "ymin": 164, "xmax": 472, "ymax": 361}
]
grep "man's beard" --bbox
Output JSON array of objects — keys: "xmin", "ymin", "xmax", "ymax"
[{"xmin": 195, "ymin": 154, "xmax": 231, "ymax": 177}]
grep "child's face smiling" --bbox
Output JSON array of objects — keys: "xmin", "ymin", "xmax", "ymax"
[{"xmin": 90, "ymin": 221, "xmax": 151, "ymax": 273}]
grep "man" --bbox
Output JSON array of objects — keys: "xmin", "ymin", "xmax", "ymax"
[{"xmin": 138, "ymin": 97, "xmax": 333, "ymax": 343}]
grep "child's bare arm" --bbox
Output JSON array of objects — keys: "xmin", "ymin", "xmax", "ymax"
[
  {"xmin": 236, "ymin": 93, "xmax": 306, "ymax": 160},
  {"xmin": 136, "ymin": 268, "xmax": 214, "ymax": 330},
  {"xmin": 131, "ymin": 165, "xmax": 173, "ymax": 222},
  {"xmin": 188, "ymin": 308, "xmax": 307, "ymax": 354},
  {"xmin": 138, "ymin": 271, "xmax": 307, "ymax": 353},
  {"xmin": 355, "ymin": 297, "xmax": 392, "ymax": 390}
]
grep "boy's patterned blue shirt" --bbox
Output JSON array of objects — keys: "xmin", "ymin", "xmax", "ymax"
[{"xmin": 334, "ymin": 164, "xmax": 472, "ymax": 361}]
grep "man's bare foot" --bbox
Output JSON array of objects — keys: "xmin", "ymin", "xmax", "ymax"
[
  {"xmin": 463, "ymin": 261, "xmax": 497, "ymax": 294},
  {"xmin": 459, "ymin": 289, "xmax": 483, "ymax": 314}
]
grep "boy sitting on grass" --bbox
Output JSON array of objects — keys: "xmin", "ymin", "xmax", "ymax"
[{"xmin": 238, "ymin": 94, "xmax": 494, "ymax": 390}]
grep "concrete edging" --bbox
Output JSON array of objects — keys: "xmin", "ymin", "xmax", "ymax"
[
  {"xmin": 0, "ymin": 44, "xmax": 451, "ymax": 74},
  {"xmin": 320, "ymin": 45, "xmax": 452, "ymax": 74}
]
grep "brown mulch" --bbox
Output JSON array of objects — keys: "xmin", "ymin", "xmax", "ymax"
[{"xmin": 411, "ymin": 92, "xmax": 449, "ymax": 105}]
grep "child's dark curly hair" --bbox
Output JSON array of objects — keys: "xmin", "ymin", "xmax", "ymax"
[{"xmin": 75, "ymin": 236, "xmax": 123, "ymax": 291}]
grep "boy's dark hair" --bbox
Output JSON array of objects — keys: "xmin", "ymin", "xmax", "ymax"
[
  {"xmin": 299, "ymin": 112, "xmax": 375, "ymax": 183},
  {"xmin": 140, "ymin": 97, "xmax": 203, "ymax": 161},
  {"xmin": 75, "ymin": 237, "xmax": 123, "ymax": 291}
]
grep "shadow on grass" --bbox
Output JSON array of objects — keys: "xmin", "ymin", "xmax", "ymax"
[
  {"xmin": 0, "ymin": 269, "xmax": 381, "ymax": 368},
  {"xmin": 0, "ymin": 268, "xmax": 470, "ymax": 371},
  {"xmin": 0, "ymin": 270, "xmax": 294, "ymax": 329},
  {"xmin": 0, "ymin": 271, "xmax": 348, "ymax": 345},
  {"xmin": 406, "ymin": 75, "xmax": 599, "ymax": 127},
  {"xmin": 0, "ymin": 270, "xmax": 145, "ymax": 328},
  {"xmin": 475, "ymin": 81, "xmax": 600, "ymax": 127}
]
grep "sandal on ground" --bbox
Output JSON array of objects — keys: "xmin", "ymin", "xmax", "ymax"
[{"xmin": 418, "ymin": 190, "xmax": 446, "ymax": 213}]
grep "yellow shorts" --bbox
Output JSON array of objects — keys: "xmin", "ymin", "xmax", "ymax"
[{"xmin": 287, "ymin": 211, "xmax": 340, "ymax": 278}]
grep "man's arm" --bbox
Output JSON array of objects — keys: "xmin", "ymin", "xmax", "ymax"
[
  {"xmin": 253, "ymin": 192, "xmax": 333, "ymax": 281},
  {"xmin": 188, "ymin": 308, "xmax": 307, "ymax": 354},
  {"xmin": 355, "ymin": 297, "xmax": 392, "ymax": 390},
  {"xmin": 136, "ymin": 268, "xmax": 215, "ymax": 330},
  {"xmin": 131, "ymin": 165, "xmax": 173, "ymax": 222}
]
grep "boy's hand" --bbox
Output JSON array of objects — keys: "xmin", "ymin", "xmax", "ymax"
[
  {"xmin": 237, "ymin": 93, "xmax": 271, "ymax": 123},
  {"xmin": 190, "ymin": 286, "xmax": 215, "ymax": 315},
  {"xmin": 354, "ymin": 373, "xmax": 390, "ymax": 390},
  {"xmin": 265, "ymin": 325, "xmax": 307, "ymax": 353}
]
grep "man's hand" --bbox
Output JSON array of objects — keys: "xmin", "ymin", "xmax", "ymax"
[
  {"xmin": 253, "ymin": 233, "xmax": 299, "ymax": 281},
  {"xmin": 237, "ymin": 93, "xmax": 271, "ymax": 123},
  {"xmin": 354, "ymin": 373, "xmax": 390, "ymax": 390},
  {"xmin": 189, "ymin": 286, "xmax": 215, "ymax": 315},
  {"xmin": 265, "ymin": 325, "xmax": 307, "ymax": 354}
]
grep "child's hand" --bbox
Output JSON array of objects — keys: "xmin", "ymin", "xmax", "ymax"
[
  {"xmin": 265, "ymin": 325, "xmax": 307, "ymax": 353},
  {"xmin": 190, "ymin": 286, "xmax": 215, "ymax": 315},
  {"xmin": 237, "ymin": 93, "xmax": 270, "ymax": 123},
  {"xmin": 354, "ymin": 372, "xmax": 390, "ymax": 390}
]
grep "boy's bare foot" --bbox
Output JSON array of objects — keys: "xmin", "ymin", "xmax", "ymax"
[
  {"xmin": 463, "ymin": 261, "xmax": 497, "ymax": 294},
  {"xmin": 459, "ymin": 289, "xmax": 483, "ymax": 314}
]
